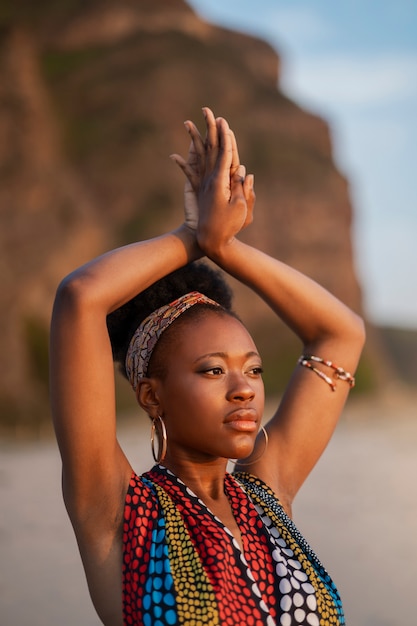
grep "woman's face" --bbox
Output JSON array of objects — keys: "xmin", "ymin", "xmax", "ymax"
[{"xmin": 154, "ymin": 311, "xmax": 265, "ymax": 464}]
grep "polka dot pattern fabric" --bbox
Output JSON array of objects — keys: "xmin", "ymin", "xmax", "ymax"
[
  {"xmin": 234, "ymin": 473, "xmax": 345, "ymax": 625},
  {"xmin": 122, "ymin": 466, "xmax": 344, "ymax": 625}
]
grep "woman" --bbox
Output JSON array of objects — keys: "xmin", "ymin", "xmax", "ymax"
[{"xmin": 50, "ymin": 108, "xmax": 365, "ymax": 626}]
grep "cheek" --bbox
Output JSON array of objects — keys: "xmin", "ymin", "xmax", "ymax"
[
  {"xmin": 257, "ymin": 378, "xmax": 266, "ymax": 400},
  {"xmin": 162, "ymin": 380, "xmax": 221, "ymax": 429},
  {"xmin": 159, "ymin": 377, "xmax": 197, "ymax": 418}
]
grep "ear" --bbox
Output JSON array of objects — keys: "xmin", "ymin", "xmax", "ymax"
[{"xmin": 136, "ymin": 378, "xmax": 161, "ymax": 419}]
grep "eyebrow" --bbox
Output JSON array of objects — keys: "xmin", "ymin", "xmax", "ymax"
[{"xmin": 193, "ymin": 351, "xmax": 261, "ymax": 363}]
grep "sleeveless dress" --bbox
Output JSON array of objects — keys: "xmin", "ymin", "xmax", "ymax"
[{"xmin": 122, "ymin": 465, "xmax": 344, "ymax": 626}]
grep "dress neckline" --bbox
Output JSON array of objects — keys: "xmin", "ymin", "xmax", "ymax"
[{"xmin": 146, "ymin": 464, "xmax": 260, "ymax": 554}]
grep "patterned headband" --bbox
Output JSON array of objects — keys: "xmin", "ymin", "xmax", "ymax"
[{"xmin": 125, "ymin": 291, "xmax": 220, "ymax": 392}]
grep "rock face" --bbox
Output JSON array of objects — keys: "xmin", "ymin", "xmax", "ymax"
[{"xmin": 0, "ymin": 0, "xmax": 365, "ymax": 428}]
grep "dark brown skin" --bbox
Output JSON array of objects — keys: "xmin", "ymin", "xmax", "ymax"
[{"xmin": 50, "ymin": 108, "xmax": 365, "ymax": 624}]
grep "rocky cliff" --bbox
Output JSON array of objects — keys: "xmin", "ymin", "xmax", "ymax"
[{"xmin": 0, "ymin": 0, "xmax": 370, "ymax": 431}]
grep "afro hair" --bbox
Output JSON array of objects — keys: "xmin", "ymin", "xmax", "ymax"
[{"xmin": 106, "ymin": 260, "xmax": 234, "ymax": 377}]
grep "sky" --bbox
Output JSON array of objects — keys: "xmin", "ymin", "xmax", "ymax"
[{"xmin": 188, "ymin": 0, "xmax": 417, "ymax": 329}]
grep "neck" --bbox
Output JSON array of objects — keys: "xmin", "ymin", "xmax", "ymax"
[{"xmin": 161, "ymin": 455, "xmax": 230, "ymax": 501}]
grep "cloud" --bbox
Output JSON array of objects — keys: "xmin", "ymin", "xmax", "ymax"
[
  {"xmin": 357, "ymin": 217, "xmax": 417, "ymax": 327},
  {"xmin": 255, "ymin": 5, "xmax": 332, "ymax": 46},
  {"xmin": 189, "ymin": 1, "xmax": 332, "ymax": 50},
  {"xmin": 282, "ymin": 52, "xmax": 417, "ymax": 110},
  {"xmin": 188, "ymin": 0, "xmax": 417, "ymax": 327},
  {"xmin": 191, "ymin": 3, "xmax": 417, "ymax": 111}
]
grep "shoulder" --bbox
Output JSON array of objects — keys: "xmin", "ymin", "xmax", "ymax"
[
  {"xmin": 123, "ymin": 469, "xmax": 169, "ymax": 532},
  {"xmin": 233, "ymin": 471, "xmax": 279, "ymax": 500},
  {"xmin": 232, "ymin": 471, "xmax": 293, "ymax": 518},
  {"xmin": 125, "ymin": 470, "xmax": 160, "ymax": 512}
]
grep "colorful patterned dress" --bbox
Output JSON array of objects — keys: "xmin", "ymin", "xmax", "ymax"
[{"xmin": 122, "ymin": 465, "xmax": 344, "ymax": 626}]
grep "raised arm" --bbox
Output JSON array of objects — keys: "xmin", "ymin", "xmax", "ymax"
[
  {"xmin": 176, "ymin": 108, "xmax": 365, "ymax": 513},
  {"xmin": 50, "ymin": 225, "xmax": 201, "ymax": 523},
  {"xmin": 213, "ymin": 239, "xmax": 364, "ymax": 509}
]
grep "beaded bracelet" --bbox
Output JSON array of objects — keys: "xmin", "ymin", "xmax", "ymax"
[{"xmin": 298, "ymin": 354, "xmax": 355, "ymax": 392}]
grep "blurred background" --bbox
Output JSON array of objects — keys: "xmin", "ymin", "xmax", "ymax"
[
  {"xmin": 191, "ymin": 0, "xmax": 417, "ymax": 330},
  {"xmin": 1, "ymin": 1, "xmax": 416, "ymax": 624}
]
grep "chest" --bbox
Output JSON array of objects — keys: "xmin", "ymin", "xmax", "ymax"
[
  {"xmin": 123, "ymin": 471, "xmax": 344, "ymax": 626},
  {"xmin": 124, "ymin": 481, "xmax": 277, "ymax": 625},
  {"xmin": 207, "ymin": 498, "xmax": 244, "ymax": 551}
]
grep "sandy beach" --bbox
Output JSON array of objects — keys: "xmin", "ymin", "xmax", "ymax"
[{"xmin": 1, "ymin": 393, "xmax": 416, "ymax": 626}]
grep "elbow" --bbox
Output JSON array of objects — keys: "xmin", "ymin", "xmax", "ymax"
[
  {"xmin": 50, "ymin": 273, "xmax": 105, "ymax": 354},
  {"xmin": 335, "ymin": 309, "xmax": 366, "ymax": 360},
  {"xmin": 305, "ymin": 309, "xmax": 366, "ymax": 363},
  {"xmin": 337, "ymin": 310, "xmax": 366, "ymax": 367},
  {"xmin": 52, "ymin": 271, "xmax": 96, "ymax": 317},
  {"xmin": 350, "ymin": 311, "xmax": 367, "ymax": 352}
]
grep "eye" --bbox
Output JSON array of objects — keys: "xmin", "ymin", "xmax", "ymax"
[
  {"xmin": 199, "ymin": 366, "xmax": 224, "ymax": 376},
  {"xmin": 248, "ymin": 365, "xmax": 263, "ymax": 376},
  {"xmin": 206, "ymin": 366, "xmax": 224, "ymax": 375}
]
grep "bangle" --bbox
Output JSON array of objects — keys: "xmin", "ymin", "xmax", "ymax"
[{"xmin": 298, "ymin": 354, "xmax": 355, "ymax": 392}]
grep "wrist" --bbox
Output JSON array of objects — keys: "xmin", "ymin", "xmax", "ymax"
[
  {"xmin": 173, "ymin": 224, "xmax": 204, "ymax": 262},
  {"xmin": 200, "ymin": 235, "xmax": 240, "ymax": 267}
]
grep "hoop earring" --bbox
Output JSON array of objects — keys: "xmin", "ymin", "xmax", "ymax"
[
  {"xmin": 151, "ymin": 415, "xmax": 167, "ymax": 463},
  {"xmin": 234, "ymin": 426, "xmax": 268, "ymax": 466}
]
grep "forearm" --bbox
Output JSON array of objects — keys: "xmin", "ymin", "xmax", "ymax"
[
  {"xmin": 211, "ymin": 238, "xmax": 365, "ymax": 358},
  {"xmin": 56, "ymin": 225, "xmax": 202, "ymax": 315},
  {"xmin": 50, "ymin": 224, "xmax": 201, "ymax": 492}
]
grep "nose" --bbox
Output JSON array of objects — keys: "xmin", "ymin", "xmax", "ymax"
[{"xmin": 226, "ymin": 372, "xmax": 256, "ymax": 402}]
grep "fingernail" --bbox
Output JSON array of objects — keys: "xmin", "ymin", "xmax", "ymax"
[{"xmin": 237, "ymin": 164, "xmax": 246, "ymax": 178}]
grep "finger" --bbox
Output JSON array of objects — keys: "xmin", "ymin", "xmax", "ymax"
[
  {"xmin": 242, "ymin": 174, "xmax": 255, "ymax": 228},
  {"xmin": 184, "ymin": 120, "xmax": 205, "ymax": 171},
  {"xmin": 204, "ymin": 107, "xmax": 219, "ymax": 172},
  {"xmin": 215, "ymin": 117, "xmax": 233, "ymax": 181},
  {"xmin": 229, "ymin": 164, "xmax": 247, "ymax": 202},
  {"xmin": 243, "ymin": 173, "xmax": 254, "ymax": 196},
  {"xmin": 230, "ymin": 130, "xmax": 241, "ymax": 177},
  {"xmin": 184, "ymin": 139, "xmax": 200, "ymax": 180},
  {"xmin": 170, "ymin": 153, "xmax": 200, "ymax": 191},
  {"xmin": 235, "ymin": 164, "xmax": 246, "ymax": 181}
]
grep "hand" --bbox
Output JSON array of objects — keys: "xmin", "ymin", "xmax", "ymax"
[
  {"xmin": 171, "ymin": 128, "xmax": 203, "ymax": 231},
  {"xmin": 195, "ymin": 110, "xmax": 255, "ymax": 256},
  {"xmin": 172, "ymin": 108, "xmax": 255, "ymax": 255},
  {"xmin": 171, "ymin": 109, "xmax": 212, "ymax": 230},
  {"xmin": 171, "ymin": 108, "xmax": 253, "ymax": 232}
]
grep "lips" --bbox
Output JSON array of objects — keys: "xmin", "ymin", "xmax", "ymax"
[
  {"xmin": 224, "ymin": 409, "xmax": 258, "ymax": 431},
  {"xmin": 224, "ymin": 409, "xmax": 257, "ymax": 423}
]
